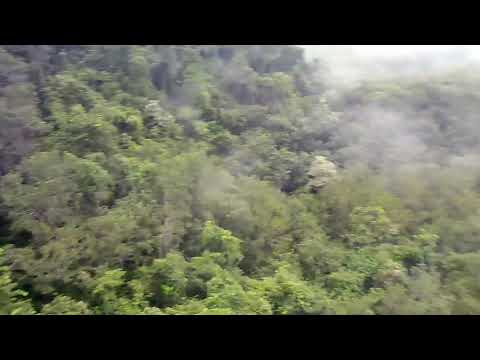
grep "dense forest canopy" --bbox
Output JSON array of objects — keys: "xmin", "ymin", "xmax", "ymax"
[{"xmin": 1, "ymin": 45, "xmax": 480, "ymax": 315}]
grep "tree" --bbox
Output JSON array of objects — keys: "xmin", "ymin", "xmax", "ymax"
[
  {"xmin": 41, "ymin": 295, "xmax": 92, "ymax": 315},
  {"xmin": 138, "ymin": 252, "xmax": 188, "ymax": 308},
  {"xmin": 92, "ymin": 269, "xmax": 161, "ymax": 315},
  {"xmin": 49, "ymin": 104, "xmax": 118, "ymax": 156},
  {"xmin": 307, "ymin": 156, "xmax": 338, "ymax": 192},
  {"xmin": 347, "ymin": 206, "xmax": 399, "ymax": 247},
  {"xmin": 0, "ymin": 49, "xmax": 48, "ymax": 175},
  {"xmin": 375, "ymin": 267, "xmax": 453, "ymax": 315},
  {"xmin": 202, "ymin": 270, "xmax": 272, "ymax": 315},
  {"xmin": 200, "ymin": 221, "xmax": 243, "ymax": 267},
  {"xmin": 144, "ymin": 100, "xmax": 183, "ymax": 139},
  {"xmin": 259, "ymin": 262, "xmax": 315, "ymax": 315},
  {"xmin": 2, "ymin": 151, "xmax": 113, "ymax": 242},
  {"xmin": 0, "ymin": 248, "xmax": 35, "ymax": 315}
]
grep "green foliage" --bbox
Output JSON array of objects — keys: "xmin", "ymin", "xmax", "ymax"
[
  {"xmin": 200, "ymin": 221, "xmax": 243, "ymax": 267},
  {"xmin": 41, "ymin": 295, "xmax": 92, "ymax": 315},
  {"xmin": 297, "ymin": 234, "xmax": 346, "ymax": 279},
  {"xmin": 139, "ymin": 252, "xmax": 188, "ymax": 308},
  {"xmin": 0, "ymin": 49, "xmax": 47, "ymax": 175},
  {"xmin": 347, "ymin": 206, "xmax": 400, "ymax": 247},
  {"xmin": 144, "ymin": 100, "xmax": 183, "ymax": 139},
  {"xmin": 259, "ymin": 262, "xmax": 315, "ymax": 315},
  {"xmin": 202, "ymin": 270, "xmax": 272, "ymax": 315},
  {"xmin": 50, "ymin": 104, "xmax": 119, "ymax": 156},
  {"xmin": 2, "ymin": 151, "xmax": 113, "ymax": 242},
  {"xmin": 375, "ymin": 268, "xmax": 453, "ymax": 315},
  {"xmin": 307, "ymin": 155, "xmax": 337, "ymax": 191},
  {"xmin": 2, "ymin": 45, "xmax": 480, "ymax": 315},
  {"xmin": 92, "ymin": 268, "xmax": 160, "ymax": 315},
  {"xmin": 0, "ymin": 248, "xmax": 35, "ymax": 315}
]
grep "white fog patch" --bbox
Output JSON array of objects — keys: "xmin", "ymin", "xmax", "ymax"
[{"xmin": 298, "ymin": 45, "xmax": 480, "ymax": 86}]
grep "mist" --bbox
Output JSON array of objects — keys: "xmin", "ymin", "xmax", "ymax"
[
  {"xmin": 289, "ymin": 45, "xmax": 480, "ymax": 182},
  {"xmin": 299, "ymin": 45, "xmax": 480, "ymax": 86}
]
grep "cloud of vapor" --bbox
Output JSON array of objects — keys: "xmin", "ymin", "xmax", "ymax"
[
  {"xmin": 288, "ymin": 46, "xmax": 480, "ymax": 180},
  {"xmin": 329, "ymin": 106, "xmax": 434, "ymax": 169},
  {"xmin": 299, "ymin": 46, "xmax": 480, "ymax": 87}
]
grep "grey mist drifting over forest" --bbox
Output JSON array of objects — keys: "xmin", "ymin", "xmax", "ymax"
[
  {"xmin": 293, "ymin": 45, "xmax": 480, "ymax": 175},
  {"xmin": 299, "ymin": 45, "xmax": 480, "ymax": 86}
]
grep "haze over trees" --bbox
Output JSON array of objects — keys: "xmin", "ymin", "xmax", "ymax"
[{"xmin": 1, "ymin": 45, "xmax": 480, "ymax": 315}]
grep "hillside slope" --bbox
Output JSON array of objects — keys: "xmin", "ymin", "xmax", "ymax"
[{"xmin": 1, "ymin": 45, "xmax": 480, "ymax": 315}]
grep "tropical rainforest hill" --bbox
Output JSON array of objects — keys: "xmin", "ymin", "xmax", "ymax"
[{"xmin": 1, "ymin": 45, "xmax": 480, "ymax": 315}]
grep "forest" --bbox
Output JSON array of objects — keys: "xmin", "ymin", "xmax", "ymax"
[{"xmin": 1, "ymin": 45, "xmax": 480, "ymax": 315}]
